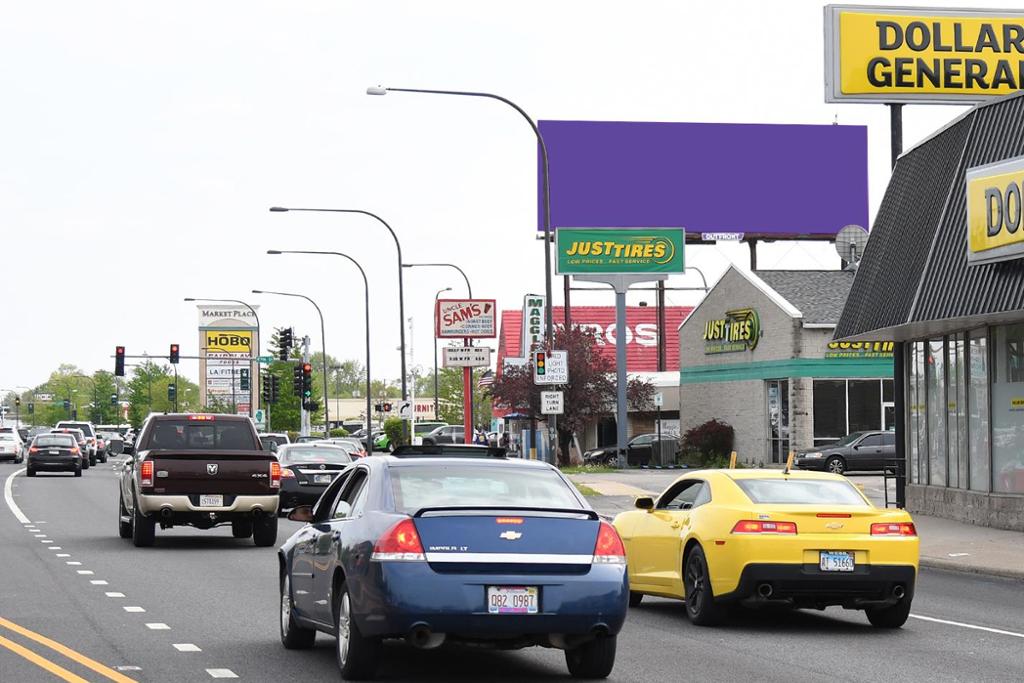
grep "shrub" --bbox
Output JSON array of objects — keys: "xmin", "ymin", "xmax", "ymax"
[
  {"xmin": 383, "ymin": 417, "xmax": 407, "ymax": 448},
  {"xmin": 682, "ymin": 419, "xmax": 735, "ymax": 466},
  {"xmin": 329, "ymin": 427, "xmax": 350, "ymax": 437},
  {"xmin": 286, "ymin": 430, "xmax": 299, "ymax": 443}
]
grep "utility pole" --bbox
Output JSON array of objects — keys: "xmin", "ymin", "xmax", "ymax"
[
  {"xmin": 300, "ymin": 335, "xmax": 311, "ymax": 438},
  {"xmin": 408, "ymin": 317, "xmax": 416, "ymax": 443}
]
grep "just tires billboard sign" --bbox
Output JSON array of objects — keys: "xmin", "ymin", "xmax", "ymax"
[
  {"xmin": 555, "ymin": 228, "xmax": 685, "ymax": 275},
  {"xmin": 435, "ymin": 299, "xmax": 497, "ymax": 339}
]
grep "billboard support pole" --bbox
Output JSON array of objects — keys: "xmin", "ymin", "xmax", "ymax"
[{"xmin": 889, "ymin": 103, "xmax": 903, "ymax": 170}]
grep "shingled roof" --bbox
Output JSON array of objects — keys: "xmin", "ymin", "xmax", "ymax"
[{"xmin": 754, "ymin": 270, "xmax": 855, "ymax": 326}]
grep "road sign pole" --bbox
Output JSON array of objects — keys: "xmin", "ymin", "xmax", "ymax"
[
  {"xmin": 615, "ymin": 289, "xmax": 628, "ymax": 469},
  {"xmin": 463, "ymin": 366, "xmax": 472, "ymax": 445}
]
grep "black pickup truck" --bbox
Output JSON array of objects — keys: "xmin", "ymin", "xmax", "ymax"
[{"xmin": 118, "ymin": 414, "xmax": 280, "ymax": 547}]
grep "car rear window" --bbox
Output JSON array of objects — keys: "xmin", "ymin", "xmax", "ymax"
[
  {"xmin": 35, "ymin": 435, "xmax": 75, "ymax": 447},
  {"xmin": 146, "ymin": 420, "xmax": 257, "ymax": 450},
  {"xmin": 281, "ymin": 447, "xmax": 352, "ymax": 464},
  {"xmin": 389, "ymin": 464, "xmax": 582, "ymax": 514},
  {"xmin": 58, "ymin": 423, "xmax": 94, "ymax": 437},
  {"xmin": 0, "ymin": 434, "xmax": 14, "ymax": 441},
  {"xmin": 734, "ymin": 478, "xmax": 867, "ymax": 506}
]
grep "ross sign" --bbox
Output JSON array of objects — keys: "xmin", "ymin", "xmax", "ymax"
[
  {"xmin": 541, "ymin": 391, "xmax": 564, "ymax": 415},
  {"xmin": 701, "ymin": 232, "xmax": 744, "ymax": 242},
  {"xmin": 825, "ymin": 341, "xmax": 895, "ymax": 358},
  {"xmin": 703, "ymin": 308, "xmax": 761, "ymax": 354},
  {"xmin": 556, "ymin": 228, "xmax": 684, "ymax": 275},
  {"xmin": 534, "ymin": 350, "xmax": 568, "ymax": 385},
  {"xmin": 521, "ymin": 295, "xmax": 545, "ymax": 355},
  {"xmin": 435, "ymin": 299, "xmax": 497, "ymax": 339},
  {"xmin": 443, "ymin": 346, "xmax": 492, "ymax": 368},
  {"xmin": 966, "ymin": 155, "xmax": 1024, "ymax": 265},
  {"xmin": 825, "ymin": 5, "xmax": 1024, "ymax": 104}
]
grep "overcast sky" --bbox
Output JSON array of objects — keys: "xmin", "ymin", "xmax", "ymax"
[{"xmin": 1, "ymin": 0, "xmax": 986, "ymax": 391}]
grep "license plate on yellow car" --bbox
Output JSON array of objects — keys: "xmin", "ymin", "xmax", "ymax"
[
  {"xmin": 487, "ymin": 586, "xmax": 539, "ymax": 614},
  {"xmin": 820, "ymin": 551, "xmax": 855, "ymax": 572}
]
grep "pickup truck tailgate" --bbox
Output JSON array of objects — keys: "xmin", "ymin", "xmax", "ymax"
[{"xmin": 147, "ymin": 450, "xmax": 277, "ymax": 495}]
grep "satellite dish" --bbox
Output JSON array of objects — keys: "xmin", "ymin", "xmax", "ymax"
[{"xmin": 835, "ymin": 225, "xmax": 869, "ymax": 264}]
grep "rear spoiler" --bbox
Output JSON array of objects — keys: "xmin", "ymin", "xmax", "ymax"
[{"xmin": 413, "ymin": 506, "xmax": 599, "ymax": 520}]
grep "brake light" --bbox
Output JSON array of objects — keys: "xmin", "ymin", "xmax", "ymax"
[
  {"xmin": 871, "ymin": 522, "xmax": 917, "ymax": 536},
  {"xmin": 731, "ymin": 520, "xmax": 798, "ymax": 534},
  {"xmin": 140, "ymin": 461, "xmax": 154, "ymax": 487},
  {"xmin": 280, "ymin": 467, "xmax": 295, "ymax": 478},
  {"xmin": 188, "ymin": 415, "xmax": 215, "ymax": 421},
  {"xmin": 371, "ymin": 519, "xmax": 425, "ymax": 561},
  {"xmin": 592, "ymin": 521, "xmax": 627, "ymax": 564},
  {"xmin": 496, "ymin": 517, "xmax": 524, "ymax": 525},
  {"xmin": 816, "ymin": 513, "xmax": 852, "ymax": 518},
  {"xmin": 270, "ymin": 461, "xmax": 281, "ymax": 489},
  {"xmin": 70, "ymin": 447, "xmax": 80, "ymax": 455},
  {"xmin": 29, "ymin": 447, "xmax": 39, "ymax": 454}
]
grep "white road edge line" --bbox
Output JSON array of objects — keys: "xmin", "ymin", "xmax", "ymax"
[
  {"xmin": 911, "ymin": 614, "xmax": 1024, "ymax": 639},
  {"xmin": 173, "ymin": 644, "xmax": 201, "ymax": 652},
  {"xmin": 206, "ymin": 670, "xmax": 238, "ymax": 679},
  {"xmin": 145, "ymin": 623, "xmax": 170, "ymax": 630},
  {"xmin": 3, "ymin": 468, "xmax": 30, "ymax": 523}
]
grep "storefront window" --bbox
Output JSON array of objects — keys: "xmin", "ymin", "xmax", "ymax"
[
  {"xmin": 968, "ymin": 330, "xmax": 990, "ymax": 492},
  {"xmin": 766, "ymin": 379, "xmax": 789, "ymax": 464},
  {"xmin": 908, "ymin": 343, "xmax": 920, "ymax": 485},
  {"xmin": 813, "ymin": 380, "xmax": 847, "ymax": 444},
  {"xmin": 992, "ymin": 324, "xmax": 1024, "ymax": 494},
  {"xmin": 927, "ymin": 339, "xmax": 947, "ymax": 487},
  {"xmin": 848, "ymin": 380, "xmax": 882, "ymax": 432},
  {"xmin": 947, "ymin": 335, "xmax": 968, "ymax": 489}
]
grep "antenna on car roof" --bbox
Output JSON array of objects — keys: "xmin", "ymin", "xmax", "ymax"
[{"xmin": 783, "ymin": 451, "xmax": 794, "ymax": 475}]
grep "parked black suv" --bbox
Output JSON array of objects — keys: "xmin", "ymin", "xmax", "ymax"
[{"xmin": 794, "ymin": 430, "xmax": 897, "ymax": 474}]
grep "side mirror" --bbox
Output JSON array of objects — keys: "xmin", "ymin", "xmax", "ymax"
[
  {"xmin": 635, "ymin": 496, "xmax": 655, "ymax": 511},
  {"xmin": 288, "ymin": 505, "xmax": 314, "ymax": 523}
]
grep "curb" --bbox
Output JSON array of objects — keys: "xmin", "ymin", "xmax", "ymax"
[{"xmin": 920, "ymin": 556, "xmax": 1024, "ymax": 582}]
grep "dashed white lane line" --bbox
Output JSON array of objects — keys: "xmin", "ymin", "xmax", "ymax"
[
  {"xmin": 145, "ymin": 623, "xmax": 171, "ymax": 631},
  {"xmin": 90, "ymin": 580, "xmax": 108, "ymax": 586},
  {"xmin": 40, "ymin": 539, "xmax": 53, "ymax": 544},
  {"xmin": 66, "ymin": 561, "xmax": 82, "ymax": 565},
  {"xmin": 123, "ymin": 606, "xmax": 145, "ymax": 613},
  {"xmin": 105, "ymin": 592, "xmax": 125, "ymax": 598},
  {"xmin": 33, "ymin": 534, "xmax": 46, "ymax": 538},
  {"xmin": 911, "ymin": 614, "xmax": 1024, "ymax": 639},
  {"xmin": 56, "ymin": 554, "xmax": 70, "ymax": 558},
  {"xmin": 76, "ymin": 570, "xmax": 94, "ymax": 575},
  {"xmin": 173, "ymin": 644, "xmax": 202, "ymax": 652},
  {"xmin": 4, "ymin": 469, "xmax": 30, "ymax": 523},
  {"xmin": 49, "ymin": 546, "xmax": 62, "ymax": 550},
  {"xmin": 206, "ymin": 670, "xmax": 238, "ymax": 679}
]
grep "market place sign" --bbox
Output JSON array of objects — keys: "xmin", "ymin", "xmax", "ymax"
[
  {"xmin": 966, "ymin": 155, "xmax": 1024, "ymax": 265},
  {"xmin": 703, "ymin": 308, "xmax": 761, "ymax": 355},
  {"xmin": 825, "ymin": 5, "xmax": 1024, "ymax": 103},
  {"xmin": 555, "ymin": 228, "xmax": 684, "ymax": 275}
]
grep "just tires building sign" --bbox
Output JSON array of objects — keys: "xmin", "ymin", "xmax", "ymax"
[{"xmin": 703, "ymin": 308, "xmax": 761, "ymax": 354}]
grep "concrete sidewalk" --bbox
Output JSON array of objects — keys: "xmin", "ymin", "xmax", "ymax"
[{"xmin": 570, "ymin": 470, "xmax": 1024, "ymax": 581}]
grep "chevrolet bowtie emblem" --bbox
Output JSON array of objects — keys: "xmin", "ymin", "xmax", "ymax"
[{"xmin": 499, "ymin": 530, "xmax": 522, "ymax": 541}]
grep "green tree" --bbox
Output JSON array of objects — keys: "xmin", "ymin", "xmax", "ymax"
[
  {"xmin": 417, "ymin": 367, "xmax": 493, "ymax": 427},
  {"xmin": 262, "ymin": 327, "xmax": 322, "ymax": 432},
  {"xmin": 126, "ymin": 361, "xmax": 200, "ymax": 427}
]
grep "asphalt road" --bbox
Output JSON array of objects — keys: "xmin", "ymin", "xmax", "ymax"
[{"xmin": 2, "ymin": 461, "xmax": 1023, "ymax": 682}]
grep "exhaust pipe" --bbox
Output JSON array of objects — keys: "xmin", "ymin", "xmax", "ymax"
[
  {"xmin": 160, "ymin": 508, "xmax": 173, "ymax": 520},
  {"xmin": 407, "ymin": 624, "xmax": 446, "ymax": 650},
  {"xmin": 892, "ymin": 585, "xmax": 906, "ymax": 599},
  {"xmin": 252, "ymin": 508, "xmax": 264, "ymax": 519},
  {"xmin": 757, "ymin": 583, "xmax": 774, "ymax": 599}
]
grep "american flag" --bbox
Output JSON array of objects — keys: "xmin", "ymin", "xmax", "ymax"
[{"xmin": 477, "ymin": 370, "xmax": 494, "ymax": 389}]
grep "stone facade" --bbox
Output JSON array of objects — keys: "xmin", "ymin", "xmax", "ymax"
[{"xmin": 907, "ymin": 484, "xmax": 1024, "ymax": 532}]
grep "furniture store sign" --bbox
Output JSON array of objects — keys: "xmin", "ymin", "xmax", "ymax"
[
  {"xmin": 967, "ymin": 155, "xmax": 1024, "ymax": 265},
  {"xmin": 555, "ymin": 228, "xmax": 685, "ymax": 274},
  {"xmin": 825, "ymin": 5, "xmax": 1024, "ymax": 103},
  {"xmin": 703, "ymin": 308, "xmax": 761, "ymax": 354}
]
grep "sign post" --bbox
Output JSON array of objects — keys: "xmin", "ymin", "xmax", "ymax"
[{"xmin": 541, "ymin": 391, "xmax": 564, "ymax": 415}]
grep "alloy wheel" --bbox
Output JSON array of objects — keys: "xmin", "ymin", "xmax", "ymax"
[
  {"xmin": 685, "ymin": 556, "xmax": 705, "ymax": 615},
  {"xmin": 281, "ymin": 575, "xmax": 292, "ymax": 636},
  {"xmin": 336, "ymin": 592, "xmax": 351, "ymax": 665}
]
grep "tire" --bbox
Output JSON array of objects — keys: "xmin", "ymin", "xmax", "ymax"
[
  {"xmin": 683, "ymin": 546, "xmax": 725, "ymax": 626},
  {"xmin": 826, "ymin": 456, "xmax": 846, "ymax": 475},
  {"xmin": 334, "ymin": 580, "xmax": 379, "ymax": 680},
  {"xmin": 101, "ymin": 454, "xmax": 108, "ymax": 463},
  {"xmin": 866, "ymin": 599, "xmax": 912, "ymax": 628},
  {"xmin": 118, "ymin": 493, "xmax": 132, "ymax": 539},
  {"xmin": 131, "ymin": 494, "xmax": 155, "ymax": 547},
  {"xmin": 74, "ymin": 466, "xmax": 82, "ymax": 477},
  {"xmin": 253, "ymin": 515, "xmax": 278, "ymax": 547},
  {"xmin": 232, "ymin": 520, "xmax": 254, "ymax": 539},
  {"xmin": 26, "ymin": 469, "xmax": 35, "ymax": 477},
  {"xmin": 628, "ymin": 591, "xmax": 644, "ymax": 607},
  {"xmin": 565, "ymin": 634, "xmax": 617, "ymax": 679},
  {"xmin": 280, "ymin": 573, "xmax": 316, "ymax": 649},
  {"xmin": 82, "ymin": 457, "xmax": 89, "ymax": 470}
]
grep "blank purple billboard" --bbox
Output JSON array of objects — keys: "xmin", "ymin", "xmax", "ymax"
[{"xmin": 538, "ymin": 120, "xmax": 868, "ymax": 239}]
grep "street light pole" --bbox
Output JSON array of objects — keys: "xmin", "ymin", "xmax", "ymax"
[
  {"xmin": 268, "ymin": 207, "xmax": 408, "ymax": 412},
  {"xmin": 432, "ymin": 287, "xmax": 452, "ymax": 418},
  {"xmin": 183, "ymin": 297, "xmax": 261, "ymax": 418},
  {"xmin": 252, "ymin": 289, "xmax": 331, "ymax": 432},
  {"xmin": 267, "ymin": 250, "xmax": 374, "ymax": 455}
]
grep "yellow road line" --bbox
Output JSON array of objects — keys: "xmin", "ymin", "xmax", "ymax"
[
  {"xmin": 0, "ymin": 617, "xmax": 137, "ymax": 683},
  {"xmin": 0, "ymin": 634, "xmax": 91, "ymax": 683}
]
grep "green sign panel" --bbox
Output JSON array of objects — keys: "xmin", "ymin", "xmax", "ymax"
[
  {"xmin": 256, "ymin": 355, "xmax": 273, "ymax": 364},
  {"xmin": 555, "ymin": 228, "xmax": 685, "ymax": 274}
]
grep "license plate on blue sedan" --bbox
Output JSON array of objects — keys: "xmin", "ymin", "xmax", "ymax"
[
  {"xmin": 487, "ymin": 586, "xmax": 539, "ymax": 615},
  {"xmin": 820, "ymin": 551, "xmax": 855, "ymax": 572}
]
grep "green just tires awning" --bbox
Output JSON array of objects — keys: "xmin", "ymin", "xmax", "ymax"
[{"xmin": 680, "ymin": 357, "xmax": 893, "ymax": 384}]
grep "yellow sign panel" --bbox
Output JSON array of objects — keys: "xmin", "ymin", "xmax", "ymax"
[
  {"xmin": 205, "ymin": 329, "xmax": 252, "ymax": 354},
  {"xmin": 966, "ymin": 155, "xmax": 1024, "ymax": 265},
  {"xmin": 825, "ymin": 5, "xmax": 1024, "ymax": 103}
]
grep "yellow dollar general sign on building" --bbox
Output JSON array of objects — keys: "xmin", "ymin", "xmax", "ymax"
[
  {"xmin": 825, "ymin": 5, "xmax": 1024, "ymax": 103},
  {"xmin": 966, "ymin": 155, "xmax": 1024, "ymax": 265}
]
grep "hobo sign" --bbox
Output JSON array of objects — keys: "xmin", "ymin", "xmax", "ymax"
[{"xmin": 435, "ymin": 299, "xmax": 497, "ymax": 339}]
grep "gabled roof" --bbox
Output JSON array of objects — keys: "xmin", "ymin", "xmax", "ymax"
[{"xmin": 754, "ymin": 270, "xmax": 855, "ymax": 326}]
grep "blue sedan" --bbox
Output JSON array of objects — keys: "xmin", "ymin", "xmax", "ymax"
[{"xmin": 278, "ymin": 447, "xmax": 629, "ymax": 680}]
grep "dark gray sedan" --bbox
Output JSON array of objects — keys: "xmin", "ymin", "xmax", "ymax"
[{"xmin": 795, "ymin": 430, "xmax": 897, "ymax": 474}]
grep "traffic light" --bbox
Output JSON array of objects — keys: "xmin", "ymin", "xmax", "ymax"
[
  {"xmin": 115, "ymin": 346, "xmax": 125, "ymax": 376},
  {"xmin": 279, "ymin": 328, "xmax": 293, "ymax": 360},
  {"xmin": 239, "ymin": 368, "xmax": 250, "ymax": 391},
  {"xmin": 63, "ymin": 399, "xmax": 71, "ymax": 411},
  {"xmin": 27, "ymin": 402, "xmax": 34, "ymax": 415},
  {"xmin": 374, "ymin": 403, "xmax": 382, "ymax": 413},
  {"xmin": 303, "ymin": 399, "xmax": 319, "ymax": 412},
  {"xmin": 382, "ymin": 402, "xmax": 392, "ymax": 413},
  {"xmin": 292, "ymin": 364, "xmax": 304, "ymax": 393},
  {"xmin": 301, "ymin": 363, "xmax": 313, "ymax": 399},
  {"xmin": 535, "ymin": 351, "xmax": 547, "ymax": 376},
  {"xmin": 167, "ymin": 384, "xmax": 177, "ymax": 402},
  {"xmin": 110, "ymin": 393, "xmax": 117, "ymax": 406},
  {"xmin": 270, "ymin": 375, "xmax": 280, "ymax": 403},
  {"xmin": 261, "ymin": 375, "xmax": 271, "ymax": 403},
  {"xmin": 14, "ymin": 397, "xmax": 20, "ymax": 407},
  {"xmin": 169, "ymin": 343, "xmax": 179, "ymax": 364}
]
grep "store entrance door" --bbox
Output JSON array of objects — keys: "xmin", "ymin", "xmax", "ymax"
[
  {"xmin": 766, "ymin": 379, "xmax": 790, "ymax": 464},
  {"xmin": 883, "ymin": 402, "xmax": 895, "ymax": 431}
]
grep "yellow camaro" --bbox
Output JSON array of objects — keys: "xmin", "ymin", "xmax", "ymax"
[{"xmin": 613, "ymin": 469, "xmax": 919, "ymax": 627}]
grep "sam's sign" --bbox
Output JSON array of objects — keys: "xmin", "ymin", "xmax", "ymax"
[
  {"xmin": 825, "ymin": 5, "xmax": 1024, "ymax": 103},
  {"xmin": 966, "ymin": 155, "xmax": 1024, "ymax": 265},
  {"xmin": 703, "ymin": 308, "xmax": 761, "ymax": 355},
  {"xmin": 556, "ymin": 228, "xmax": 684, "ymax": 275}
]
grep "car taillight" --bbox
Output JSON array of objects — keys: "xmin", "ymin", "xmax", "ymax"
[
  {"xmin": 371, "ymin": 519, "xmax": 425, "ymax": 561},
  {"xmin": 731, "ymin": 520, "xmax": 798, "ymax": 534},
  {"xmin": 280, "ymin": 467, "xmax": 296, "ymax": 478},
  {"xmin": 270, "ymin": 461, "xmax": 281, "ymax": 489},
  {"xmin": 70, "ymin": 447, "xmax": 80, "ymax": 455},
  {"xmin": 592, "ymin": 521, "xmax": 627, "ymax": 564},
  {"xmin": 188, "ymin": 415, "xmax": 215, "ymax": 421},
  {"xmin": 871, "ymin": 522, "xmax": 917, "ymax": 536},
  {"xmin": 29, "ymin": 447, "xmax": 39, "ymax": 454},
  {"xmin": 140, "ymin": 461, "xmax": 154, "ymax": 487}
]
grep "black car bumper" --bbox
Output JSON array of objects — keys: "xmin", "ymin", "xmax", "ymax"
[
  {"xmin": 717, "ymin": 563, "xmax": 916, "ymax": 609},
  {"xmin": 28, "ymin": 456, "xmax": 80, "ymax": 471},
  {"xmin": 794, "ymin": 458, "xmax": 827, "ymax": 471},
  {"xmin": 279, "ymin": 479, "xmax": 330, "ymax": 510}
]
